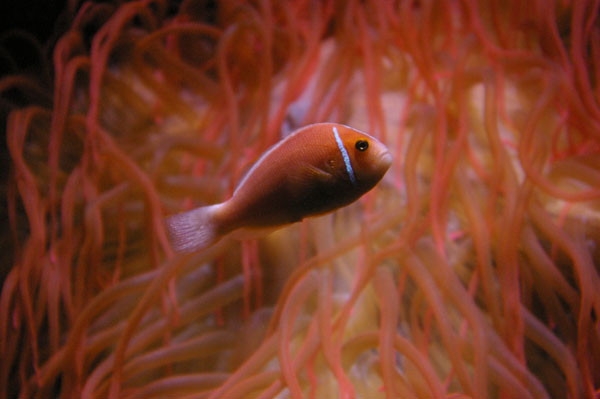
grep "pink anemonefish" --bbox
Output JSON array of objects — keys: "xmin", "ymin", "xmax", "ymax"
[{"xmin": 166, "ymin": 123, "xmax": 392, "ymax": 253}]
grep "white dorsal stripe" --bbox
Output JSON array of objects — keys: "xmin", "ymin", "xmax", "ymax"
[
  {"xmin": 332, "ymin": 126, "xmax": 356, "ymax": 185},
  {"xmin": 234, "ymin": 124, "xmax": 320, "ymax": 194}
]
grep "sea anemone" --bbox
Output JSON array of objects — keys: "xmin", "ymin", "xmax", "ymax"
[{"xmin": 1, "ymin": 1, "xmax": 599, "ymax": 398}]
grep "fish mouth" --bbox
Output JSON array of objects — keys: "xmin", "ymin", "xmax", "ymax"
[{"xmin": 379, "ymin": 151, "xmax": 393, "ymax": 169}]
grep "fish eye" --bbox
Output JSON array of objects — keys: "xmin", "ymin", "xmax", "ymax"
[{"xmin": 355, "ymin": 140, "xmax": 369, "ymax": 151}]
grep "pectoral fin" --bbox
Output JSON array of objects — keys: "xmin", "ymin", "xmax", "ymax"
[
  {"xmin": 285, "ymin": 162, "xmax": 334, "ymax": 200},
  {"xmin": 301, "ymin": 163, "xmax": 334, "ymax": 183}
]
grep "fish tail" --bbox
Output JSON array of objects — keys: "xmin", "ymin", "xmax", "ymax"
[{"xmin": 165, "ymin": 205, "xmax": 222, "ymax": 253}]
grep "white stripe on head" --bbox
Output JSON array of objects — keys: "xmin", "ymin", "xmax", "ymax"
[{"xmin": 332, "ymin": 126, "xmax": 356, "ymax": 185}]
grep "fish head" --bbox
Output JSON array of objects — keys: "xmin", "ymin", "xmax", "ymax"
[{"xmin": 334, "ymin": 124, "xmax": 392, "ymax": 189}]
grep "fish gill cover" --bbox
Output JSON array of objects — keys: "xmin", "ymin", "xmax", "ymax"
[{"xmin": 0, "ymin": 1, "xmax": 599, "ymax": 398}]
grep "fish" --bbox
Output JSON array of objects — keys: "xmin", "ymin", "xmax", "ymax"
[{"xmin": 166, "ymin": 122, "xmax": 392, "ymax": 253}]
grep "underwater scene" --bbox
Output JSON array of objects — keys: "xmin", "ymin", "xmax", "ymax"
[{"xmin": 1, "ymin": 1, "xmax": 599, "ymax": 398}]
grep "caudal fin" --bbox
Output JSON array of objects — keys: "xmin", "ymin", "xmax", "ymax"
[{"xmin": 165, "ymin": 205, "xmax": 221, "ymax": 253}]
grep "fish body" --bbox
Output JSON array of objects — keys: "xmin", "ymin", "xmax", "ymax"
[{"xmin": 166, "ymin": 123, "xmax": 392, "ymax": 253}]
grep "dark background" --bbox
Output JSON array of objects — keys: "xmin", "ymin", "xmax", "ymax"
[
  {"xmin": 1, "ymin": 1, "xmax": 66, "ymax": 43},
  {"xmin": 0, "ymin": 0, "xmax": 65, "ymax": 280}
]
